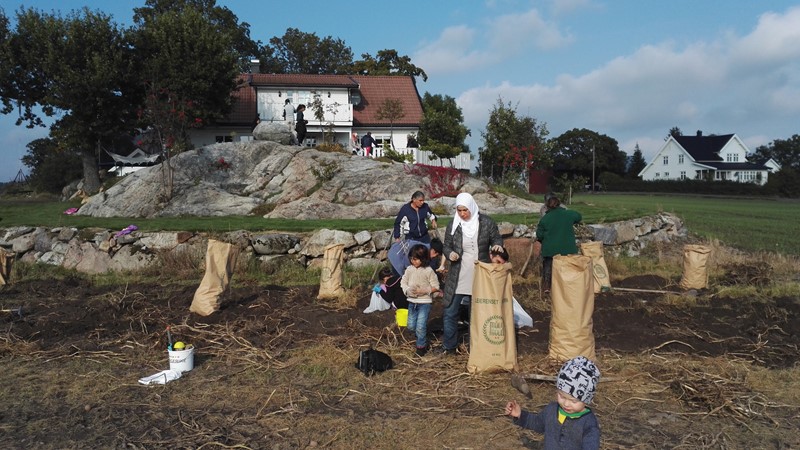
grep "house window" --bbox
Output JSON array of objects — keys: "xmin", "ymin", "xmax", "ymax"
[
  {"xmin": 680, "ymin": 171, "xmax": 686, "ymax": 180},
  {"xmin": 678, "ymin": 154, "xmax": 684, "ymax": 164},
  {"xmin": 663, "ymin": 156, "xmax": 669, "ymax": 165},
  {"xmin": 664, "ymin": 172, "xmax": 669, "ymax": 178},
  {"xmin": 726, "ymin": 153, "xmax": 739, "ymax": 162},
  {"xmin": 215, "ymin": 136, "xmax": 233, "ymax": 143},
  {"xmin": 655, "ymin": 173, "xmax": 660, "ymax": 178}
]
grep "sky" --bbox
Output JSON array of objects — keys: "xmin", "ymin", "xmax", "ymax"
[{"xmin": 2, "ymin": 0, "xmax": 800, "ymax": 182}]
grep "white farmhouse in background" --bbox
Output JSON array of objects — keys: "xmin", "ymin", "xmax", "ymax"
[{"xmin": 638, "ymin": 131, "xmax": 779, "ymax": 185}]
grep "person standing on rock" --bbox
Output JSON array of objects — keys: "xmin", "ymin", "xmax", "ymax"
[
  {"xmin": 533, "ymin": 194, "xmax": 581, "ymax": 294},
  {"xmin": 360, "ymin": 132, "xmax": 377, "ymax": 157},
  {"xmin": 283, "ymin": 99, "xmax": 295, "ymax": 126},
  {"xmin": 440, "ymin": 192, "xmax": 504, "ymax": 355},
  {"xmin": 295, "ymin": 104, "xmax": 308, "ymax": 146}
]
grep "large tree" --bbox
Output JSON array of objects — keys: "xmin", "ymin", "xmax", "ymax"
[
  {"xmin": 375, "ymin": 98, "xmax": 404, "ymax": 149},
  {"xmin": 478, "ymin": 97, "xmax": 549, "ymax": 182},
  {"xmin": 133, "ymin": 0, "xmax": 259, "ymax": 70},
  {"xmin": 0, "ymin": 8, "xmax": 139, "ymax": 193},
  {"xmin": 750, "ymin": 134, "xmax": 800, "ymax": 170},
  {"xmin": 131, "ymin": 0, "xmax": 244, "ymax": 198},
  {"xmin": 417, "ymin": 93, "xmax": 470, "ymax": 161},
  {"xmin": 551, "ymin": 128, "xmax": 627, "ymax": 183},
  {"xmin": 259, "ymin": 28, "xmax": 353, "ymax": 74},
  {"xmin": 353, "ymin": 49, "xmax": 428, "ymax": 81}
]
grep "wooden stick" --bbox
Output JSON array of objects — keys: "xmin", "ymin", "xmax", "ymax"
[
  {"xmin": 611, "ymin": 287, "xmax": 677, "ymax": 295},
  {"xmin": 519, "ymin": 238, "xmax": 535, "ymax": 276}
]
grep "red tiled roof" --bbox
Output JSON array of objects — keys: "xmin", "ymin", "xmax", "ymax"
[
  {"xmin": 219, "ymin": 74, "xmax": 423, "ymax": 127},
  {"xmin": 350, "ymin": 75, "xmax": 423, "ymax": 127}
]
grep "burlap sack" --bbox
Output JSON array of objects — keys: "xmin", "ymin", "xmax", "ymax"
[
  {"xmin": 318, "ymin": 243, "xmax": 345, "ymax": 300},
  {"xmin": 0, "ymin": 249, "xmax": 15, "ymax": 286},
  {"xmin": 549, "ymin": 254, "xmax": 596, "ymax": 362},
  {"xmin": 580, "ymin": 241, "xmax": 611, "ymax": 293},
  {"xmin": 190, "ymin": 240, "xmax": 238, "ymax": 316},
  {"xmin": 467, "ymin": 261, "xmax": 517, "ymax": 374},
  {"xmin": 680, "ymin": 244, "xmax": 712, "ymax": 290}
]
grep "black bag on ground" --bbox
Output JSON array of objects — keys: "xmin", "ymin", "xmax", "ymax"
[{"xmin": 355, "ymin": 347, "xmax": 393, "ymax": 376}]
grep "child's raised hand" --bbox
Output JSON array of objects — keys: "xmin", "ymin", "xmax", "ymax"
[{"xmin": 505, "ymin": 400, "xmax": 521, "ymax": 418}]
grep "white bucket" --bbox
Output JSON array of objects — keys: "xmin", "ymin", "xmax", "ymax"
[{"xmin": 168, "ymin": 346, "xmax": 195, "ymax": 372}]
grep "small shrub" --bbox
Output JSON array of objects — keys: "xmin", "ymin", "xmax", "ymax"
[
  {"xmin": 405, "ymin": 164, "xmax": 465, "ymax": 198},
  {"xmin": 314, "ymin": 142, "xmax": 348, "ymax": 154},
  {"xmin": 311, "ymin": 160, "xmax": 340, "ymax": 182}
]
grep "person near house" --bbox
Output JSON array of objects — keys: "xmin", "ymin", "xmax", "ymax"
[
  {"xmin": 505, "ymin": 356, "xmax": 601, "ymax": 450},
  {"xmin": 533, "ymin": 194, "xmax": 582, "ymax": 294},
  {"xmin": 361, "ymin": 131, "xmax": 377, "ymax": 157},
  {"xmin": 253, "ymin": 113, "xmax": 261, "ymax": 130},
  {"xmin": 440, "ymin": 192, "xmax": 504, "ymax": 355},
  {"xmin": 295, "ymin": 104, "xmax": 308, "ymax": 146},
  {"xmin": 283, "ymin": 98, "xmax": 295, "ymax": 125},
  {"xmin": 351, "ymin": 132, "xmax": 362, "ymax": 155},
  {"xmin": 401, "ymin": 244, "xmax": 440, "ymax": 356}
]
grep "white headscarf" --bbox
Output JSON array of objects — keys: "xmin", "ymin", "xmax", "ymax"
[{"xmin": 451, "ymin": 192, "xmax": 480, "ymax": 238}]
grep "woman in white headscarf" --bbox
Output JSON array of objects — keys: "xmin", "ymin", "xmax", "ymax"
[{"xmin": 439, "ymin": 192, "xmax": 504, "ymax": 355}]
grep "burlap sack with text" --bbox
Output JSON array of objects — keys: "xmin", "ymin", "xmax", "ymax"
[
  {"xmin": 318, "ymin": 243, "xmax": 345, "ymax": 300},
  {"xmin": 190, "ymin": 240, "xmax": 239, "ymax": 316},
  {"xmin": 580, "ymin": 241, "xmax": 611, "ymax": 293},
  {"xmin": 679, "ymin": 244, "xmax": 712, "ymax": 290},
  {"xmin": 549, "ymin": 254, "xmax": 596, "ymax": 362},
  {"xmin": 467, "ymin": 261, "xmax": 517, "ymax": 374}
]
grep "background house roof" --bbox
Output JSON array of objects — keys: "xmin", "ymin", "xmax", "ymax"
[
  {"xmin": 216, "ymin": 74, "xmax": 423, "ymax": 128},
  {"xmin": 349, "ymin": 75, "xmax": 423, "ymax": 127},
  {"xmin": 674, "ymin": 134, "xmax": 734, "ymax": 161}
]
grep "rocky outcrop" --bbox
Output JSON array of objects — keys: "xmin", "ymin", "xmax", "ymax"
[
  {"xmin": 0, "ymin": 213, "xmax": 685, "ymax": 275},
  {"xmin": 76, "ymin": 127, "xmax": 542, "ymax": 219}
]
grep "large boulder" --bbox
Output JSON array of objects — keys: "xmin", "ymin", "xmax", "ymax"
[{"xmin": 76, "ymin": 138, "xmax": 542, "ymax": 219}]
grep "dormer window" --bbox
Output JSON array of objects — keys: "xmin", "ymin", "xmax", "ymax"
[
  {"xmin": 663, "ymin": 156, "xmax": 669, "ymax": 165},
  {"xmin": 678, "ymin": 154, "xmax": 684, "ymax": 164}
]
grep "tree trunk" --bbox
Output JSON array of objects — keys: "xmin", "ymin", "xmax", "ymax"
[{"xmin": 80, "ymin": 150, "xmax": 101, "ymax": 194}]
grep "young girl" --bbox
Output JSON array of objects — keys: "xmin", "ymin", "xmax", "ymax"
[
  {"xmin": 505, "ymin": 356, "xmax": 601, "ymax": 449},
  {"xmin": 401, "ymin": 244, "xmax": 440, "ymax": 356}
]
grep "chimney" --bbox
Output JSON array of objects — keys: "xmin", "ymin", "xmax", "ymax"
[
  {"xmin": 249, "ymin": 59, "xmax": 260, "ymax": 74},
  {"xmin": 696, "ymin": 130, "xmax": 702, "ymax": 137}
]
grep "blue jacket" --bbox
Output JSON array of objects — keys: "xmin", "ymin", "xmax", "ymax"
[
  {"xmin": 513, "ymin": 402, "xmax": 600, "ymax": 450},
  {"xmin": 394, "ymin": 202, "xmax": 436, "ymax": 243}
]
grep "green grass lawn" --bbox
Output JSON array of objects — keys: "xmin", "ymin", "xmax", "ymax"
[{"xmin": 2, "ymin": 193, "xmax": 799, "ymax": 255}]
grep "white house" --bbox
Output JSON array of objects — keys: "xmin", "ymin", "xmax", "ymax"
[
  {"xmin": 189, "ymin": 67, "xmax": 470, "ymax": 170},
  {"xmin": 638, "ymin": 131, "xmax": 779, "ymax": 185}
]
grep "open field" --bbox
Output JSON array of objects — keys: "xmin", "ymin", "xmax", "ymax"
[{"xmin": 0, "ymin": 238, "xmax": 799, "ymax": 449}]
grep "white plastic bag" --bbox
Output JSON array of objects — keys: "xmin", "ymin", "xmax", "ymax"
[
  {"xmin": 512, "ymin": 297, "xmax": 533, "ymax": 328},
  {"xmin": 363, "ymin": 291, "xmax": 391, "ymax": 313}
]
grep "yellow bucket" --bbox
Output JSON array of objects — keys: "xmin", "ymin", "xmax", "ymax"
[{"xmin": 395, "ymin": 308, "xmax": 408, "ymax": 327}]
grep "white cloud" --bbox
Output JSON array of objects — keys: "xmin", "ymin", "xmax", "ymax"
[
  {"xmin": 414, "ymin": 8, "xmax": 572, "ymax": 75},
  {"xmin": 455, "ymin": 7, "xmax": 800, "ymax": 162},
  {"xmin": 550, "ymin": 0, "xmax": 594, "ymax": 16}
]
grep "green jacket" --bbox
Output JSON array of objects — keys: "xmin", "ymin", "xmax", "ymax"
[{"xmin": 536, "ymin": 207, "xmax": 582, "ymax": 257}]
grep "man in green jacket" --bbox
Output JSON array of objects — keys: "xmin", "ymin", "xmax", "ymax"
[{"xmin": 534, "ymin": 195, "xmax": 582, "ymax": 293}]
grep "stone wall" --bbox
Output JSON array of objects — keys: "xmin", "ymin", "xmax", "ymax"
[{"xmin": 0, "ymin": 213, "xmax": 685, "ymax": 275}]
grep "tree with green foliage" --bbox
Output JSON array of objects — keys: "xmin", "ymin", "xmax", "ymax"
[
  {"xmin": 478, "ymin": 97, "xmax": 549, "ymax": 183},
  {"xmin": 259, "ymin": 28, "xmax": 354, "ymax": 74},
  {"xmin": 551, "ymin": 128, "xmax": 627, "ymax": 185},
  {"xmin": 133, "ymin": 0, "xmax": 260, "ymax": 71},
  {"xmin": 0, "ymin": 7, "xmax": 140, "ymax": 194},
  {"xmin": 628, "ymin": 143, "xmax": 647, "ymax": 178},
  {"xmin": 667, "ymin": 126, "xmax": 682, "ymax": 140},
  {"xmin": 132, "ymin": 0, "xmax": 244, "ymax": 198},
  {"xmin": 22, "ymin": 138, "xmax": 83, "ymax": 193},
  {"xmin": 375, "ymin": 98, "xmax": 404, "ymax": 149},
  {"xmin": 751, "ymin": 134, "xmax": 800, "ymax": 170},
  {"xmin": 418, "ymin": 93, "xmax": 470, "ymax": 162},
  {"xmin": 353, "ymin": 49, "xmax": 428, "ymax": 81}
]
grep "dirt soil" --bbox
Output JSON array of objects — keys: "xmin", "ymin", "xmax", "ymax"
[{"xmin": 1, "ymin": 271, "xmax": 798, "ymax": 449}]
